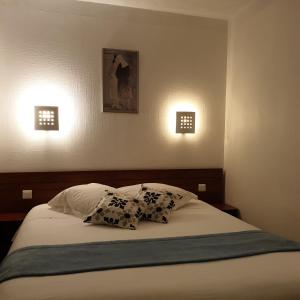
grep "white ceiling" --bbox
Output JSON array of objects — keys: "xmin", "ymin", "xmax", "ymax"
[{"xmin": 78, "ymin": 0, "xmax": 254, "ymax": 20}]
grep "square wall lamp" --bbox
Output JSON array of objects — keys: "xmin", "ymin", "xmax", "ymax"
[
  {"xmin": 176, "ymin": 111, "xmax": 195, "ymax": 133},
  {"xmin": 35, "ymin": 106, "xmax": 59, "ymax": 131}
]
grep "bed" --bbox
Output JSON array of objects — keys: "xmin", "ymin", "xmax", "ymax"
[{"xmin": 0, "ymin": 169, "xmax": 300, "ymax": 300}]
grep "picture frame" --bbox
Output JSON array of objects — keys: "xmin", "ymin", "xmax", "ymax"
[{"xmin": 102, "ymin": 48, "xmax": 139, "ymax": 113}]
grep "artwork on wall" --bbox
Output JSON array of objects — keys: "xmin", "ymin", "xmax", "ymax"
[{"xmin": 102, "ymin": 48, "xmax": 139, "ymax": 113}]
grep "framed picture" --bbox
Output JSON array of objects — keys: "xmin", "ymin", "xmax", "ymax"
[{"xmin": 102, "ymin": 48, "xmax": 139, "ymax": 113}]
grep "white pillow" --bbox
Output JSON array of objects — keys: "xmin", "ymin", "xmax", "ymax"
[
  {"xmin": 117, "ymin": 183, "xmax": 197, "ymax": 210},
  {"xmin": 48, "ymin": 183, "xmax": 117, "ymax": 218}
]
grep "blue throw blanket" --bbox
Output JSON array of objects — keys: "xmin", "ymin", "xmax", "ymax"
[{"xmin": 1, "ymin": 230, "xmax": 300, "ymax": 283}]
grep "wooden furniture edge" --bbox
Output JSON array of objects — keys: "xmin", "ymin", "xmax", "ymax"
[
  {"xmin": 0, "ymin": 168, "xmax": 225, "ymax": 213},
  {"xmin": 0, "ymin": 212, "xmax": 27, "ymax": 222}
]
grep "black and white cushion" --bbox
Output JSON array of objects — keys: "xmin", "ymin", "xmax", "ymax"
[
  {"xmin": 135, "ymin": 186, "xmax": 176, "ymax": 223},
  {"xmin": 83, "ymin": 191, "xmax": 141, "ymax": 230}
]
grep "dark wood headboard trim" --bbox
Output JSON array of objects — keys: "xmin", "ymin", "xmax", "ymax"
[{"xmin": 0, "ymin": 169, "xmax": 224, "ymax": 213}]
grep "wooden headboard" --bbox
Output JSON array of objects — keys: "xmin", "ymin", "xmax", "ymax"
[{"xmin": 0, "ymin": 169, "xmax": 224, "ymax": 213}]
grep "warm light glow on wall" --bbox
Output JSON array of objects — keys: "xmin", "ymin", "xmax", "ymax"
[
  {"xmin": 162, "ymin": 92, "xmax": 204, "ymax": 141},
  {"xmin": 15, "ymin": 81, "xmax": 75, "ymax": 140}
]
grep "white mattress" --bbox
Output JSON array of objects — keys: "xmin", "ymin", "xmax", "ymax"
[{"xmin": 1, "ymin": 199, "xmax": 300, "ymax": 300}]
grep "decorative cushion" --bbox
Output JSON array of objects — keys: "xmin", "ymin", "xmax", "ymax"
[
  {"xmin": 48, "ymin": 183, "xmax": 117, "ymax": 218},
  {"xmin": 135, "ymin": 186, "xmax": 176, "ymax": 223},
  {"xmin": 117, "ymin": 183, "xmax": 197, "ymax": 210},
  {"xmin": 83, "ymin": 191, "xmax": 142, "ymax": 230}
]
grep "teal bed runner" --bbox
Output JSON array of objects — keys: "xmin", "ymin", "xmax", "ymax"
[{"xmin": 1, "ymin": 230, "xmax": 300, "ymax": 283}]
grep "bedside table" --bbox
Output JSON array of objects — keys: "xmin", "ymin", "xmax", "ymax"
[
  {"xmin": 0, "ymin": 212, "xmax": 26, "ymax": 262},
  {"xmin": 210, "ymin": 203, "xmax": 240, "ymax": 218}
]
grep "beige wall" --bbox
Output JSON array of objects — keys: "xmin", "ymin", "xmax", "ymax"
[
  {"xmin": 0, "ymin": 0, "xmax": 227, "ymax": 172},
  {"xmin": 225, "ymin": 0, "xmax": 300, "ymax": 241}
]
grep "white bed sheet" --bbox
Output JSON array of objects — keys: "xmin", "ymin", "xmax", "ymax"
[{"xmin": 1, "ymin": 199, "xmax": 300, "ymax": 300}]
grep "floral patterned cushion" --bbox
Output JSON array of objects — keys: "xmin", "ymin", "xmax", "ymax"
[
  {"xmin": 135, "ymin": 186, "xmax": 176, "ymax": 223},
  {"xmin": 83, "ymin": 191, "xmax": 142, "ymax": 230}
]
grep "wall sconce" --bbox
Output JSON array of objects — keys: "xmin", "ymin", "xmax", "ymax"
[
  {"xmin": 176, "ymin": 111, "xmax": 195, "ymax": 133},
  {"xmin": 35, "ymin": 106, "xmax": 59, "ymax": 130}
]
